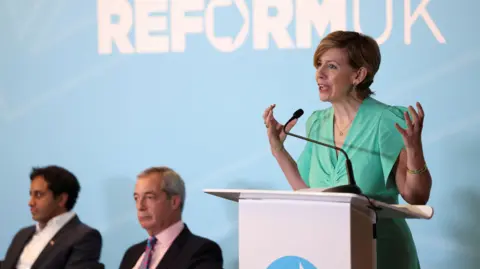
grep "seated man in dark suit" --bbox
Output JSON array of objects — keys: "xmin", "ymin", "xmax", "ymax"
[
  {"xmin": 119, "ymin": 166, "xmax": 223, "ymax": 269},
  {"xmin": 1, "ymin": 165, "xmax": 103, "ymax": 269}
]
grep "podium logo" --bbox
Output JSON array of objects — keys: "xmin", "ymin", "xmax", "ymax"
[{"xmin": 267, "ymin": 256, "xmax": 317, "ymax": 269}]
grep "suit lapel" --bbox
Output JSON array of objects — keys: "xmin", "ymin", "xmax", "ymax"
[
  {"xmin": 4, "ymin": 227, "xmax": 35, "ymax": 268},
  {"xmin": 31, "ymin": 216, "xmax": 80, "ymax": 269},
  {"xmin": 122, "ymin": 242, "xmax": 147, "ymax": 269},
  {"xmin": 156, "ymin": 226, "xmax": 191, "ymax": 269}
]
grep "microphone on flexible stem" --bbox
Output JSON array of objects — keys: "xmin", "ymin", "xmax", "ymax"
[{"xmin": 283, "ymin": 109, "xmax": 363, "ymax": 195}]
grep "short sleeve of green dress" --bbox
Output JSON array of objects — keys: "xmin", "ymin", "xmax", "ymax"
[
  {"xmin": 378, "ymin": 105, "xmax": 409, "ymax": 187},
  {"xmin": 295, "ymin": 97, "xmax": 421, "ymax": 269}
]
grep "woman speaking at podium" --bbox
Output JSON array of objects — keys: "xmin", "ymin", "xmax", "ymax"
[{"xmin": 262, "ymin": 31, "xmax": 432, "ymax": 269}]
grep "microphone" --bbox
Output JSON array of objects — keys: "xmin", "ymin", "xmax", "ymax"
[{"xmin": 283, "ymin": 109, "xmax": 363, "ymax": 195}]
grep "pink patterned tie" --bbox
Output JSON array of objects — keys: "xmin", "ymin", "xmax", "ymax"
[{"xmin": 140, "ymin": 236, "xmax": 157, "ymax": 269}]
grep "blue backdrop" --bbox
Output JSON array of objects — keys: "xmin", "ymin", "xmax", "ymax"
[{"xmin": 1, "ymin": 0, "xmax": 479, "ymax": 268}]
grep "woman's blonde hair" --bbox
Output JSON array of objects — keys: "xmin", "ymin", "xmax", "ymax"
[{"xmin": 313, "ymin": 31, "xmax": 381, "ymax": 99}]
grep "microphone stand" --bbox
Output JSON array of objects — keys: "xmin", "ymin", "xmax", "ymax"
[
  {"xmin": 283, "ymin": 114, "xmax": 363, "ymax": 195},
  {"xmin": 282, "ymin": 109, "xmax": 381, "ymax": 239}
]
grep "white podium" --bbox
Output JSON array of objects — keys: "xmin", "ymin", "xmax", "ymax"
[{"xmin": 204, "ymin": 188, "xmax": 433, "ymax": 269}]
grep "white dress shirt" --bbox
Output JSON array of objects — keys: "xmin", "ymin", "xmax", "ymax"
[
  {"xmin": 133, "ymin": 220, "xmax": 185, "ymax": 269},
  {"xmin": 16, "ymin": 211, "xmax": 76, "ymax": 269}
]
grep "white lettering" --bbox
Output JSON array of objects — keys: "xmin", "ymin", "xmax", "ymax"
[
  {"xmin": 353, "ymin": 0, "xmax": 393, "ymax": 45},
  {"xmin": 404, "ymin": 0, "xmax": 446, "ymax": 44},
  {"xmin": 205, "ymin": 0, "xmax": 249, "ymax": 52},
  {"xmin": 252, "ymin": 0, "xmax": 294, "ymax": 50},
  {"xmin": 96, "ymin": 0, "xmax": 447, "ymax": 54},
  {"xmin": 97, "ymin": 0, "xmax": 134, "ymax": 54},
  {"xmin": 171, "ymin": 0, "xmax": 205, "ymax": 52},
  {"xmin": 296, "ymin": 0, "xmax": 347, "ymax": 48},
  {"xmin": 135, "ymin": 0, "xmax": 169, "ymax": 53}
]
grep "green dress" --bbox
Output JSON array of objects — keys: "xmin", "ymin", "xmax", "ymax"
[{"xmin": 297, "ymin": 97, "xmax": 420, "ymax": 269}]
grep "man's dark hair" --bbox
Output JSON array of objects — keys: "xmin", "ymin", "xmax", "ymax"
[{"xmin": 30, "ymin": 165, "xmax": 81, "ymax": 211}]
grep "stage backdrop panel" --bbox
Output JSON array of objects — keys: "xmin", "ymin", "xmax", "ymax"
[{"xmin": 1, "ymin": 0, "xmax": 479, "ymax": 268}]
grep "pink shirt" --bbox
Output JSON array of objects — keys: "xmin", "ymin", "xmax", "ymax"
[{"xmin": 133, "ymin": 220, "xmax": 185, "ymax": 269}]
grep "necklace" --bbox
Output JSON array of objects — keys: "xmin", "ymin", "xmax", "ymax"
[{"xmin": 335, "ymin": 121, "xmax": 352, "ymax": 136}]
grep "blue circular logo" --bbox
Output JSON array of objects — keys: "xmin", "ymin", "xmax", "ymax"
[{"xmin": 267, "ymin": 256, "xmax": 317, "ymax": 269}]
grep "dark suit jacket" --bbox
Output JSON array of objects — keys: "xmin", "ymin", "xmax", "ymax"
[
  {"xmin": 1, "ymin": 215, "xmax": 102, "ymax": 269},
  {"xmin": 119, "ymin": 225, "xmax": 223, "ymax": 269}
]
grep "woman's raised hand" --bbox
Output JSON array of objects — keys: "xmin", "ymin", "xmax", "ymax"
[{"xmin": 263, "ymin": 104, "xmax": 298, "ymax": 152}]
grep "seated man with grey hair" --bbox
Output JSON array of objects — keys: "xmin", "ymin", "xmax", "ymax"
[{"xmin": 118, "ymin": 166, "xmax": 223, "ymax": 269}]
